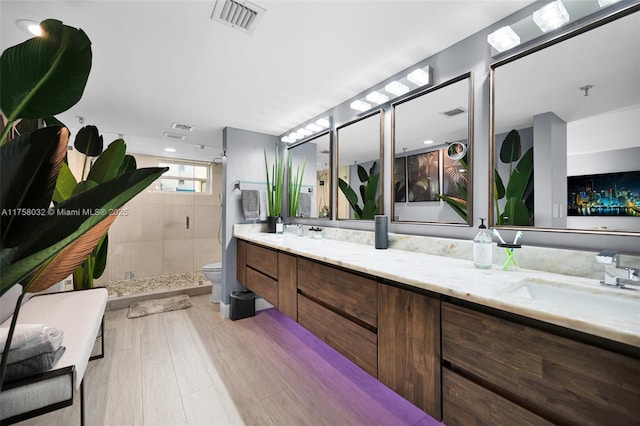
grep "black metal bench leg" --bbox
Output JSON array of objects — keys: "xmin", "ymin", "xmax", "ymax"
[{"xmin": 80, "ymin": 379, "xmax": 85, "ymax": 426}]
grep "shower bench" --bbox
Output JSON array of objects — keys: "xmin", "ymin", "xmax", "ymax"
[{"xmin": 0, "ymin": 286, "xmax": 108, "ymax": 425}]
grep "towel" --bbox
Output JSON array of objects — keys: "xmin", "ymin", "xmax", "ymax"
[
  {"xmin": 5, "ymin": 327, "xmax": 64, "ymax": 365},
  {"xmin": 241, "ymin": 190, "xmax": 260, "ymax": 220},
  {"xmin": 0, "ymin": 324, "xmax": 45, "ymax": 353},
  {"xmin": 4, "ymin": 346, "xmax": 66, "ymax": 381},
  {"xmin": 258, "ymin": 190, "xmax": 268, "ymax": 220},
  {"xmin": 298, "ymin": 192, "xmax": 311, "ymax": 218}
]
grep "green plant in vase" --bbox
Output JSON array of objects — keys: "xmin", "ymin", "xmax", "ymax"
[
  {"xmin": 494, "ymin": 129, "xmax": 534, "ymax": 226},
  {"xmin": 264, "ymin": 147, "xmax": 284, "ymax": 230},
  {"xmin": 338, "ymin": 161, "xmax": 380, "ymax": 219}
]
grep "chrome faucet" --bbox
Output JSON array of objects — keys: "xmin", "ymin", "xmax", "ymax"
[{"xmin": 596, "ymin": 251, "xmax": 640, "ymax": 288}]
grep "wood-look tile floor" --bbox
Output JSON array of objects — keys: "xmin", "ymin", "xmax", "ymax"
[{"xmin": 17, "ymin": 295, "xmax": 441, "ymax": 426}]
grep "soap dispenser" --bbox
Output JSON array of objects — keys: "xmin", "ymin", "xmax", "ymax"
[
  {"xmin": 276, "ymin": 216, "xmax": 284, "ymax": 234},
  {"xmin": 473, "ymin": 218, "xmax": 492, "ymax": 269}
]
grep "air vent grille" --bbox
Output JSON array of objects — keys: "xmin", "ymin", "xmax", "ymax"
[
  {"xmin": 163, "ymin": 132, "xmax": 186, "ymax": 141},
  {"xmin": 440, "ymin": 107, "xmax": 467, "ymax": 118},
  {"xmin": 211, "ymin": 0, "xmax": 266, "ymax": 35},
  {"xmin": 172, "ymin": 122, "xmax": 194, "ymax": 132}
]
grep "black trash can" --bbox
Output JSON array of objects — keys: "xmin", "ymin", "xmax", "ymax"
[{"xmin": 230, "ymin": 290, "xmax": 255, "ymax": 321}]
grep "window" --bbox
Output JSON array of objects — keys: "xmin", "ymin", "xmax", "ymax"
[{"xmin": 158, "ymin": 160, "xmax": 210, "ymax": 193}]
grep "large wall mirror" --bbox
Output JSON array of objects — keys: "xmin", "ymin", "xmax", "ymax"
[
  {"xmin": 392, "ymin": 73, "xmax": 473, "ymax": 225},
  {"xmin": 336, "ymin": 110, "xmax": 383, "ymax": 220},
  {"xmin": 287, "ymin": 131, "xmax": 332, "ymax": 219},
  {"xmin": 491, "ymin": 7, "xmax": 639, "ymax": 235}
]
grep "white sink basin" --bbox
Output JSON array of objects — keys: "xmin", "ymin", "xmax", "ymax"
[{"xmin": 507, "ymin": 277, "xmax": 640, "ymax": 318}]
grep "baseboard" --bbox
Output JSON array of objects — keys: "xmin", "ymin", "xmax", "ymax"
[{"xmin": 220, "ymin": 301, "xmax": 230, "ymax": 318}]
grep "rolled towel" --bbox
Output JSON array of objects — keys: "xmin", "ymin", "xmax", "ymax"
[
  {"xmin": 4, "ymin": 346, "xmax": 66, "ymax": 381},
  {"xmin": 6, "ymin": 327, "xmax": 64, "ymax": 365},
  {"xmin": 0, "ymin": 324, "xmax": 45, "ymax": 353},
  {"xmin": 241, "ymin": 190, "xmax": 260, "ymax": 221}
]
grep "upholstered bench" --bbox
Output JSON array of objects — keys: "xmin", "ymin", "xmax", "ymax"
[{"xmin": 0, "ymin": 287, "xmax": 107, "ymax": 425}]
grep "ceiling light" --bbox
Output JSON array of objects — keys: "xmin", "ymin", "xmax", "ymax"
[
  {"xmin": 297, "ymin": 128, "xmax": 312, "ymax": 136},
  {"xmin": 306, "ymin": 123, "xmax": 322, "ymax": 132},
  {"xmin": 487, "ymin": 26, "xmax": 521, "ymax": 52},
  {"xmin": 16, "ymin": 19, "xmax": 42, "ymax": 36},
  {"xmin": 316, "ymin": 117, "xmax": 330, "ymax": 128},
  {"xmin": 385, "ymin": 81, "xmax": 409, "ymax": 97},
  {"xmin": 407, "ymin": 67, "xmax": 430, "ymax": 87},
  {"xmin": 350, "ymin": 100, "xmax": 371, "ymax": 112},
  {"xmin": 366, "ymin": 91, "xmax": 389, "ymax": 105},
  {"xmin": 281, "ymin": 136, "xmax": 295, "ymax": 143},
  {"xmin": 423, "ymin": 140, "xmax": 434, "ymax": 145},
  {"xmin": 533, "ymin": 0, "xmax": 570, "ymax": 33},
  {"xmin": 164, "ymin": 148, "xmax": 177, "ymax": 153},
  {"xmin": 163, "ymin": 132, "xmax": 185, "ymax": 140},
  {"xmin": 288, "ymin": 132, "xmax": 302, "ymax": 140},
  {"xmin": 597, "ymin": 0, "xmax": 621, "ymax": 6}
]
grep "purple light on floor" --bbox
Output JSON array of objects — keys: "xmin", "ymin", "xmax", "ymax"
[{"xmin": 262, "ymin": 308, "xmax": 443, "ymax": 426}]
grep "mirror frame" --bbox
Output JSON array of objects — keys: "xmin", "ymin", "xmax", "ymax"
[
  {"xmin": 391, "ymin": 72, "xmax": 474, "ymax": 226},
  {"xmin": 335, "ymin": 109, "xmax": 384, "ymax": 221},
  {"xmin": 489, "ymin": 4, "xmax": 640, "ymax": 237},
  {"xmin": 286, "ymin": 130, "xmax": 333, "ymax": 220}
]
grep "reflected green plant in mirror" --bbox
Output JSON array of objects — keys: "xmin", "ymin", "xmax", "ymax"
[
  {"xmin": 437, "ymin": 152, "xmax": 468, "ymax": 221},
  {"xmin": 338, "ymin": 161, "xmax": 380, "ymax": 219},
  {"xmin": 288, "ymin": 152, "xmax": 306, "ymax": 217},
  {"xmin": 494, "ymin": 129, "xmax": 534, "ymax": 226}
]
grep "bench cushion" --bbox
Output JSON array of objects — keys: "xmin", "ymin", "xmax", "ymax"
[{"xmin": 0, "ymin": 287, "xmax": 107, "ymax": 420}]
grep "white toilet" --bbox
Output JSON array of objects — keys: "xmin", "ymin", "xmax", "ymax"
[{"xmin": 202, "ymin": 262, "xmax": 222, "ymax": 303}]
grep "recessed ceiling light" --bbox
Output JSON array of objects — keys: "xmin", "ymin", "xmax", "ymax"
[
  {"xmin": 350, "ymin": 100, "xmax": 371, "ymax": 112},
  {"xmin": 164, "ymin": 148, "xmax": 177, "ymax": 153},
  {"xmin": 423, "ymin": 140, "xmax": 434, "ymax": 145},
  {"xmin": 385, "ymin": 81, "xmax": 409, "ymax": 96},
  {"xmin": 16, "ymin": 19, "xmax": 42, "ymax": 36},
  {"xmin": 366, "ymin": 91, "xmax": 389, "ymax": 105},
  {"xmin": 487, "ymin": 25, "xmax": 521, "ymax": 52},
  {"xmin": 407, "ymin": 68, "xmax": 430, "ymax": 87},
  {"xmin": 533, "ymin": 0, "xmax": 570, "ymax": 33}
]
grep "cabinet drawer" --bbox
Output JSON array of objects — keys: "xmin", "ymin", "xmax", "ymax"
[
  {"xmin": 298, "ymin": 294, "xmax": 377, "ymax": 376},
  {"xmin": 442, "ymin": 302, "xmax": 640, "ymax": 425},
  {"xmin": 246, "ymin": 267, "xmax": 277, "ymax": 307},
  {"xmin": 246, "ymin": 243, "xmax": 278, "ymax": 279},
  {"xmin": 297, "ymin": 258, "xmax": 377, "ymax": 328},
  {"xmin": 443, "ymin": 369, "xmax": 552, "ymax": 426}
]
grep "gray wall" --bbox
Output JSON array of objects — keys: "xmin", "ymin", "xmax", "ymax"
[
  {"xmin": 279, "ymin": 0, "xmax": 640, "ymax": 255},
  {"xmin": 221, "ymin": 127, "xmax": 279, "ymax": 305}
]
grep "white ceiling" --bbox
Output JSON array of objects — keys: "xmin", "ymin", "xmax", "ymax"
[{"xmin": 0, "ymin": 0, "xmax": 535, "ymax": 162}]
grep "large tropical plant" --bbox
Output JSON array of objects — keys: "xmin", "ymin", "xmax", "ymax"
[
  {"xmin": 0, "ymin": 19, "xmax": 167, "ymax": 385},
  {"xmin": 494, "ymin": 129, "xmax": 534, "ymax": 226},
  {"xmin": 338, "ymin": 161, "xmax": 380, "ymax": 219}
]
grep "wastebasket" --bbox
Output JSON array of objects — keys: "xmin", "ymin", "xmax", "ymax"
[{"xmin": 230, "ymin": 290, "xmax": 255, "ymax": 321}]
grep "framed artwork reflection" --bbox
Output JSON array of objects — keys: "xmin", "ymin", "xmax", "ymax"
[
  {"xmin": 567, "ymin": 170, "xmax": 640, "ymax": 217},
  {"xmin": 394, "ymin": 157, "xmax": 406, "ymax": 202},
  {"xmin": 407, "ymin": 151, "xmax": 439, "ymax": 202}
]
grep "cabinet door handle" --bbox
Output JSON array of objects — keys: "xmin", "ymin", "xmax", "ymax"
[{"xmin": 186, "ymin": 216, "xmax": 190, "ymax": 229}]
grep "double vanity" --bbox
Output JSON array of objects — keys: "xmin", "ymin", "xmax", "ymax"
[{"xmin": 234, "ymin": 228, "xmax": 639, "ymax": 425}]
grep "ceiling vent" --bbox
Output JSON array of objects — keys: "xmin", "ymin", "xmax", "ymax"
[
  {"xmin": 163, "ymin": 132, "xmax": 186, "ymax": 141},
  {"xmin": 211, "ymin": 0, "xmax": 266, "ymax": 35},
  {"xmin": 172, "ymin": 122, "xmax": 194, "ymax": 132},
  {"xmin": 439, "ymin": 107, "xmax": 467, "ymax": 118}
]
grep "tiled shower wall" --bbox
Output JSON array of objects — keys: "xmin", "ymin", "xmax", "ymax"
[{"xmin": 94, "ymin": 154, "xmax": 222, "ymax": 285}]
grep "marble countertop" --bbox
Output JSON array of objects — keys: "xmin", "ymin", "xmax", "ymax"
[{"xmin": 234, "ymin": 229, "xmax": 640, "ymax": 348}]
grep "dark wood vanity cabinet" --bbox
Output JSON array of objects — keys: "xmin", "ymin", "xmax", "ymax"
[
  {"xmin": 297, "ymin": 258, "xmax": 378, "ymax": 376},
  {"xmin": 378, "ymin": 284, "xmax": 442, "ymax": 421},
  {"xmin": 441, "ymin": 302, "xmax": 640, "ymax": 426},
  {"xmin": 237, "ymin": 241, "xmax": 297, "ymax": 321}
]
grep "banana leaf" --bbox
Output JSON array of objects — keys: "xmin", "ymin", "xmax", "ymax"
[
  {"xmin": 74, "ymin": 125, "xmax": 103, "ymax": 157},
  {"xmin": 338, "ymin": 178, "xmax": 362, "ymax": 218},
  {"xmin": 505, "ymin": 147, "xmax": 533, "ymax": 203},
  {"xmin": 0, "ymin": 19, "xmax": 91, "ymax": 143},
  {"xmin": 87, "ymin": 138, "xmax": 126, "ymax": 183},
  {"xmin": 501, "ymin": 197, "xmax": 530, "ymax": 226},
  {"xmin": 436, "ymin": 194, "xmax": 468, "ymax": 221},
  {"xmin": 499, "ymin": 129, "xmax": 521, "ymax": 164},
  {"xmin": 53, "ymin": 162, "xmax": 77, "ymax": 203}
]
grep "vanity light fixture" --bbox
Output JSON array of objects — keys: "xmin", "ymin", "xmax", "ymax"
[
  {"xmin": 597, "ymin": 0, "xmax": 621, "ymax": 6},
  {"xmin": 487, "ymin": 25, "xmax": 521, "ymax": 52},
  {"xmin": 297, "ymin": 128, "xmax": 312, "ymax": 137},
  {"xmin": 407, "ymin": 67, "xmax": 430, "ymax": 87},
  {"xmin": 16, "ymin": 19, "xmax": 42, "ymax": 36},
  {"xmin": 306, "ymin": 123, "xmax": 322, "ymax": 132},
  {"xmin": 365, "ymin": 91, "xmax": 389, "ymax": 105},
  {"xmin": 385, "ymin": 81, "xmax": 410, "ymax": 97},
  {"xmin": 281, "ymin": 116, "xmax": 332, "ymax": 143},
  {"xmin": 316, "ymin": 117, "xmax": 330, "ymax": 128},
  {"xmin": 350, "ymin": 99, "xmax": 371, "ymax": 112},
  {"xmin": 533, "ymin": 0, "xmax": 570, "ymax": 33},
  {"xmin": 281, "ymin": 136, "xmax": 295, "ymax": 143}
]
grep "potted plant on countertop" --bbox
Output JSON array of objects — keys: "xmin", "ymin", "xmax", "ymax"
[
  {"xmin": 264, "ymin": 147, "xmax": 284, "ymax": 232},
  {"xmin": 0, "ymin": 18, "xmax": 167, "ymax": 385}
]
